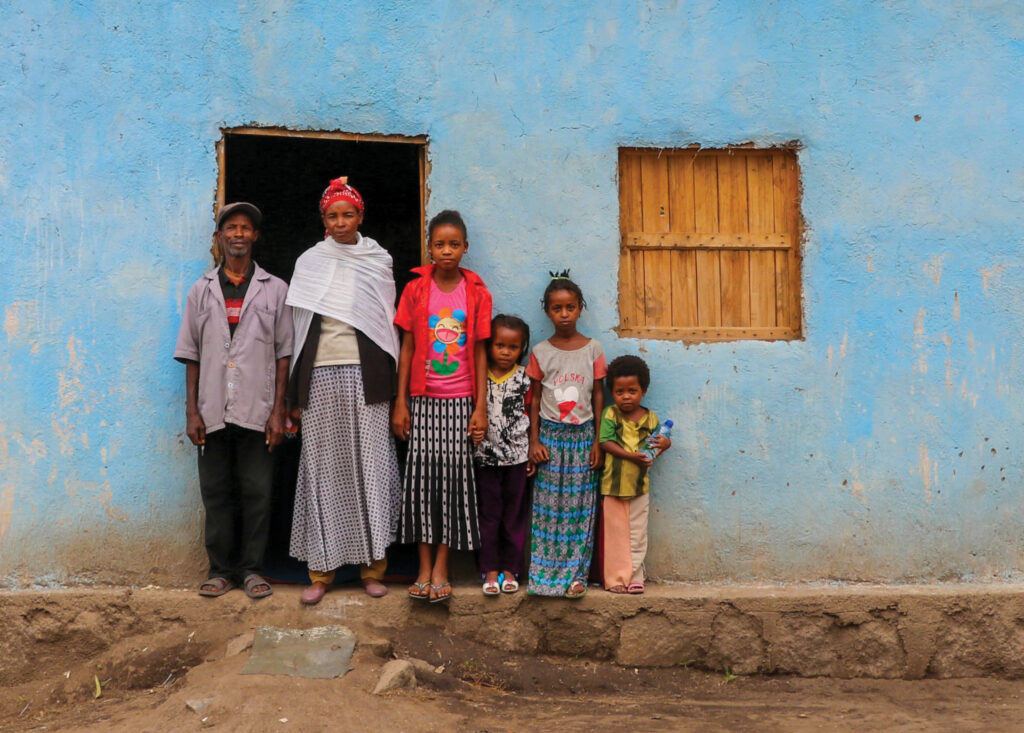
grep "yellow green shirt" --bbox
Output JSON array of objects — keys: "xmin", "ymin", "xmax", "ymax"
[{"xmin": 599, "ymin": 405, "xmax": 659, "ymax": 498}]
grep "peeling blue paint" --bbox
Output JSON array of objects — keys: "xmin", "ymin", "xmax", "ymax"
[{"xmin": 2, "ymin": 1, "xmax": 1023, "ymax": 586}]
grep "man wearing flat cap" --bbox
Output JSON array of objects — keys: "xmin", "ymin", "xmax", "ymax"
[{"xmin": 174, "ymin": 202, "xmax": 292, "ymax": 599}]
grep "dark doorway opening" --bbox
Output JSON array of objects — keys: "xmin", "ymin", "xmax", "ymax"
[{"xmin": 220, "ymin": 129, "xmax": 426, "ymax": 584}]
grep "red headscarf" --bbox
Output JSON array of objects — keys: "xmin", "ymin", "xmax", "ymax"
[{"xmin": 319, "ymin": 176, "xmax": 365, "ymax": 214}]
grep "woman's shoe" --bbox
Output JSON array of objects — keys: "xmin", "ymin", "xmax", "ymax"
[
  {"xmin": 482, "ymin": 580, "xmax": 500, "ymax": 596},
  {"xmin": 300, "ymin": 581, "xmax": 329, "ymax": 605}
]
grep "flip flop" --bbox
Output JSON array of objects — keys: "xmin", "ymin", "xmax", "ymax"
[
  {"xmin": 408, "ymin": 581, "xmax": 430, "ymax": 600},
  {"xmin": 627, "ymin": 582, "xmax": 646, "ymax": 594},
  {"xmin": 198, "ymin": 577, "xmax": 234, "ymax": 597},
  {"xmin": 429, "ymin": 582, "xmax": 452, "ymax": 603},
  {"xmin": 243, "ymin": 574, "xmax": 273, "ymax": 599}
]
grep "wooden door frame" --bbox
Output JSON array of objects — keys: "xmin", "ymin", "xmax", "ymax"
[{"xmin": 215, "ymin": 126, "xmax": 430, "ymax": 263}]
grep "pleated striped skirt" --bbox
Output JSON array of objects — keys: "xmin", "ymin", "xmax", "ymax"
[
  {"xmin": 400, "ymin": 395, "xmax": 480, "ymax": 551},
  {"xmin": 528, "ymin": 419, "xmax": 599, "ymax": 596}
]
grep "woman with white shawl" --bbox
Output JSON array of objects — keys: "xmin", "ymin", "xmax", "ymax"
[{"xmin": 286, "ymin": 177, "xmax": 402, "ymax": 605}]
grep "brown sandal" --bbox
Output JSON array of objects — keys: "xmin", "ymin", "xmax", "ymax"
[{"xmin": 607, "ymin": 585, "xmax": 628, "ymax": 594}]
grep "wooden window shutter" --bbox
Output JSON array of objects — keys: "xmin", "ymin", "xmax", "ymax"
[{"xmin": 618, "ymin": 148, "xmax": 803, "ymax": 342}]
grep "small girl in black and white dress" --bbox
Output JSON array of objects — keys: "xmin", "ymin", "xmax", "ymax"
[{"xmin": 474, "ymin": 314, "xmax": 533, "ymax": 595}]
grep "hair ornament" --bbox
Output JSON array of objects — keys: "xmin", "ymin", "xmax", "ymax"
[{"xmin": 549, "ymin": 269, "xmax": 572, "ymax": 281}]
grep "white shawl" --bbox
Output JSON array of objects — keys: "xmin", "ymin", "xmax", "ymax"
[{"xmin": 286, "ymin": 233, "xmax": 400, "ymax": 373}]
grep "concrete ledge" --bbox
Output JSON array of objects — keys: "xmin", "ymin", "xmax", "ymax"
[{"xmin": 4, "ymin": 583, "xmax": 1024, "ymax": 682}]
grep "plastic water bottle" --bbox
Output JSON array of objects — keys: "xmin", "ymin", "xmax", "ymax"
[{"xmin": 640, "ymin": 419, "xmax": 673, "ymax": 460}]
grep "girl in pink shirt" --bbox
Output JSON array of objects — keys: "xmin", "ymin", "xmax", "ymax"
[{"xmin": 392, "ymin": 210, "xmax": 493, "ymax": 602}]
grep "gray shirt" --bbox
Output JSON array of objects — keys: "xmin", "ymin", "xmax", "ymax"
[
  {"xmin": 174, "ymin": 263, "xmax": 292, "ymax": 433},
  {"xmin": 526, "ymin": 338, "xmax": 607, "ymax": 425}
]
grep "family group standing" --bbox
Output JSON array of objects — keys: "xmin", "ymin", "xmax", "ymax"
[{"xmin": 175, "ymin": 177, "xmax": 671, "ymax": 603}]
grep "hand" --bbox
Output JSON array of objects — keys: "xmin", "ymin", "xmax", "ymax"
[
  {"xmin": 629, "ymin": 451, "xmax": 653, "ymax": 468},
  {"xmin": 468, "ymin": 407, "xmax": 487, "ymax": 447},
  {"xmin": 526, "ymin": 461, "xmax": 536, "ymax": 477},
  {"xmin": 589, "ymin": 442, "xmax": 603, "ymax": 470},
  {"xmin": 391, "ymin": 401, "xmax": 411, "ymax": 440},
  {"xmin": 186, "ymin": 412, "xmax": 206, "ymax": 447},
  {"xmin": 265, "ymin": 408, "xmax": 285, "ymax": 452},
  {"xmin": 648, "ymin": 434, "xmax": 671, "ymax": 457},
  {"xmin": 529, "ymin": 440, "xmax": 549, "ymax": 465},
  {"xmin": 287, "ymin": 406, "xmax": 302, "ymax": 432}
]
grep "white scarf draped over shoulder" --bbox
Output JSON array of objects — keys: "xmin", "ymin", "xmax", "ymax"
[{"xmin": 286, "ymin": 233, "xmax": 400, "ymax": 373}]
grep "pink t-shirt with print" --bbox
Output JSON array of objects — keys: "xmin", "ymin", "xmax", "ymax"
[{"xmin": 424, "ymin": 278, "xmax": 473, "ymax": 398}]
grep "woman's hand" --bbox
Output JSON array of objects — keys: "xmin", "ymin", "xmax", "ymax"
[
  {"xmin": 529, "ymin": 440, "xmax": 549, "ymax": 465},
  {"xmin": 589, "ymin": 441, "xmax": 603, "ymax": 470},
  {"xmin": 468, "ymin": 406, "xmax": 487, "ymax": 446},
  {"xmin": 391, "ymin": 401, "xmax": 411, "ymax": 440}
]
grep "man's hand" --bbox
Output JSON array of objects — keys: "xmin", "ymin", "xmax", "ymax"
[
  {"xmin": 265, "ymin": 407, "xmax": 285, "ymax": 452},
  {"xmin": 186, "ymin": 412, "xmax": 206, "ymax": 447}
]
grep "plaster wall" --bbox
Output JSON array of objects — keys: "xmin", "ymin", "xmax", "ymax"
[{"xmin": 2, "ymin": 1, "xmax": 1023, "ymax": 586}]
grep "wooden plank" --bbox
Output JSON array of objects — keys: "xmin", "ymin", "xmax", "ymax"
[
  {"xmin": 418, "ymin": 144, "xmax": 428, "ymax": 264},
  {"xmin": 225, "ymin": 126, "xmax": 428, "ymax": 144},
  {"xmin": 772, "ymin": 152, "xmax": 790, "ymax": 327},
  {"xmin": 786, "ymin": 154, "xmax": 802, "ymax": 333},
  {"xmin": 640, "ymin": 153, "xmax": 670, "ymax": 233},
  {"xmin": 616, "ymin": 325, "xmax": 801, "ymax": 342},
  {"xmin": 630, "ymin": 249, "xmax": 647, "ymax": 327},
  {"xmin": 618, "ymin": 153, "xmax": 643, "ymax": 328},
  {"xmin": 693, "ymin": 155, "xmax": 721, "ymax": 327},
  {"xmin": 213, "ymin": 138, "xmax": 226, "ymax": 265},
  {"xmin": 747, "ymin": 154, "xmax": 776, "ymax": 327},
  {"xmin": 717, "ymin": 154, "xmax": 750, "ymax": 327},
  {"xmin": 668, "ymin": 155, "xmax": 697, "ymax": 234},
  {"xmin": 644, "ymin": 250, "xmax": 673, "ymax": 325},
  {"xmin": 670, "ymin": 250, "xmax": 698, "ymax": 326},
  {"xmin": 623, "ymin": 232, "xmax": 790, "ymax": 249},
  {"xmin": 639, "ymin": 154, "xmax": 672, "ymax": 326}
]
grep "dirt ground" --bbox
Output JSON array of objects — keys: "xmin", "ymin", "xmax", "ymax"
[{"xmin": 4, "ymin": 586, "xmax": 1024, "ymax": 732}]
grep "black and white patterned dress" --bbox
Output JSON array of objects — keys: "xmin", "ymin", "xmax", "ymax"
[
  {"xmin": 289, "ymin": 365, "xmax": 401, "ymax": 571},
  {"xmin": 400, "ymin": 396, "xmax": 479, "ymax": 551}
]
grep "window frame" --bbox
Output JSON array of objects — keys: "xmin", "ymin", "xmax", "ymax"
[{"xmin": 616, "ymin": 145, "xmax": 803, "ymax": 343}]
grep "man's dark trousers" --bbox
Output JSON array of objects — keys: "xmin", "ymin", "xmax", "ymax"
[{"xmin": 197, "ymin": 423, "xmax": 273, "ymax": 582}]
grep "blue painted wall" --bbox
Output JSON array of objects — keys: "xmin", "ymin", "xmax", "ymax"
[{"xmin": 3, "ymin": 1, "xmax": 1023, "ymax": 586}]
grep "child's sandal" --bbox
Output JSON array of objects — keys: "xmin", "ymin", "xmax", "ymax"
[
  {"xmin": 566, "ymin": 580, "xmax": 588, "ymax": 599},
  {"xmin": 627, "ymin": 582, "xmax": 645, "ymax": 594}
]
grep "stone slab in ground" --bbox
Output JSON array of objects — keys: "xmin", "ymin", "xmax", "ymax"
[{"xmin": 239, "ymin": 625, "xmax": 356, "ymax": 679}]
